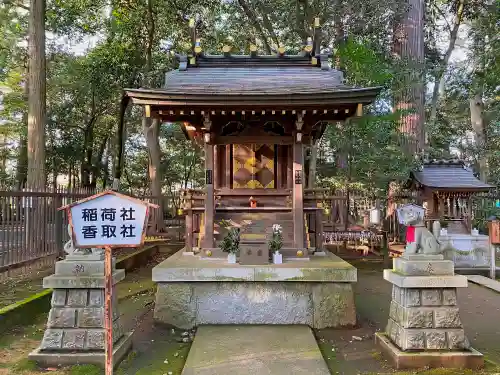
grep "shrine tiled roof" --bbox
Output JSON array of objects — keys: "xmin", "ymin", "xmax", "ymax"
[
  {"xmin": 411, "ymin": 160, "xmax": 493, "ymax": 190},
  {"xmin": 163, "ymin": 66, "xmax": 355, "ymax": 96},
  {"xmin": 125, "ymin": 53, "xmax": 381, "ymax": 102}
]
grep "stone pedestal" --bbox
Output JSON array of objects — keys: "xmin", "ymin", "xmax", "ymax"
[
  {"xmin": 376, "ymin": 254, "xmax": 483, "ymax": 370},
  {"xmin": 29, "ymin": 255, "xmax": 132, "ymax": 367},
  {"xmin": 153, "ymin": 249, "xmax": 357, "ymax": 329}
]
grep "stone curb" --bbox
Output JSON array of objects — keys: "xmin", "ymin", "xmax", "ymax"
[
  {"xmin": 375, "ymin": 332, "xmax": 484, "ymax": 370},
  {"xmin": 465, "ymin": 275, "xmax": 500, "ymax": 293},
  {"xmin": 0, "ymin": 244, "xmax": 160, "ymax": 334}
]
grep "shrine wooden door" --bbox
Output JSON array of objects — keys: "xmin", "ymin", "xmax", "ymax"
[{"xmin": 232, "ymin": 144, "xmax": 275, "ymax": 188}]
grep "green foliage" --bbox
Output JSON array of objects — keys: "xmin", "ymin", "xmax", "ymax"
[
  {"xmin": 320, "ymin": 111, "xmax": 416, "ymax": 194},
  {"xmin": 337, "ymin": 38, "xmax": 393, "ymax": 87},
  {"xmin": 10, "ymin": 358, "xmax": 37, "ymax": 373},
  {"xmin": 268, "ymin": 224, "xmax": 283, "ymax": 253},
  {"xmin": 0, "ymin": 0, "xmax": 499, "ymax": 194},
  {"xmin": 219, "ymin": 220, "xmax": 240, "ymax": 254},
  {"xmin": 69, "ymin": 364, "xmax": 103, "ymax": 375}
]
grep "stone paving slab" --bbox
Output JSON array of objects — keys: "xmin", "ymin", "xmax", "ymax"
[
  {"xmin": 466, "ymin": 275, "xmax": 500, "ymax": 293},
  {"xmin": 181, "ymin": 325, "xmax": 330, "ymax": 375}
]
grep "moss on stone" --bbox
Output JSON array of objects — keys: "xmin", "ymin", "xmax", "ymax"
[
  {"xmin": 126, "ymin": 343, "xmax": 191, "ymax": 375},
  {"xmin": 10, "ymin": 358, "xmax": 37, "ymax": 372},
  {"xmin": 254, "ymin": 271, "xmax": 279, "ymax": 280},
  {"xmin": 68, "ymin": 364, "xmax": 103, "ymax": 375},
  {"xmin": 0, "ymin": 289, "xmax": 52, "ymax": 336}
]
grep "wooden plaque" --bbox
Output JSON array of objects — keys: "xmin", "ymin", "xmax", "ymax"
[
  {"xmin": 239, "ymin": 246, "xmax": 269, "ymax": 265},
  {"xmin": 489, "ymin": 221, "xmax": 500, "ymax": 245},
  {"xmin": 206, "ymin": 169, "xmax": 213, "ymax": 185}
]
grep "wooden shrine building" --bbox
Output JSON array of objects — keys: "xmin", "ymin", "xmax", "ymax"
[
  {"xmin": 124, "ymin": 20, "xmax": 382, "ymax": 257},
  {"xmin": 408, "ymin": 159, "xmax": 493, "ymax": 233}
]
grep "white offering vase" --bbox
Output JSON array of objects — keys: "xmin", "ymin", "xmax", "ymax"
[
  {"xmin": 440, "ymin": 228, "xmax": 448, "ymax": 236},
  {"xmin": 227, "ymin": 253, "xmax": 237, "ymax": 264},
  {"xmin": 273, "ymin": 251, "xmax": 283, "ymax": 264},
  {"xmin": 471, "ymin": 228, "xmax": 479, "ymax": 236}
]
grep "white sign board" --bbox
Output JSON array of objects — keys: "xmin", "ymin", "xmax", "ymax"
[{"xmin": 69, "ymin": 193, "xmax": 148, "ymax": 248}]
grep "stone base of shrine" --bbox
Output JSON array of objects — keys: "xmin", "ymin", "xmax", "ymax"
[
  {"xmin": 375, "ymin": 333, "xmax": 484, "ymax": 370},
  {"xmin": 152, "ymin": 249, "xmax": 357, "ymax": 329},
  {"xmin": 29, "ymin": 332, "xmax": 133, "ymax": 368}
]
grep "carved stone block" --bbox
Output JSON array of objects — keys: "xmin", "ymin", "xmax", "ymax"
[
  {"xmin": 40, "ymin": 329, "xmax": 64, "ymax": 350},
  {"xmin": 67, "ymin": 289, "xmax": 88, "ymax": 307},
  {"xmin": 62, "ymin": 330, "xmax": 86, "ymax": 350},
  {"xmin": 434, "ymin": 308, "xmax": 462, "ymax": 328},
  {"xmin": 48, "ymin": 308, "xmax": 76, "ymax": 328},
  {"xmin": 421, "ymin": 289, "xmax": 441, "ymax": 306},
  {"xmin": 426, "ymin": 331, "xmax": 447, "ymax": 349},
  {"xmin": 78, "ymin": 308, "xmax": 104, "ymax": 328}
]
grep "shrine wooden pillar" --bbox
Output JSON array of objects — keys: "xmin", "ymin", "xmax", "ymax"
[
  {"xmin": 293, "ymin": 115, "xmax": 305, "ymax": 248},
  {"xmin": 225, "ymin": 145, "xmax": 231, "ymax": 187},
  {"xmin": 202, "ymin": 116, "xmax": 215, "ymax": 249}
]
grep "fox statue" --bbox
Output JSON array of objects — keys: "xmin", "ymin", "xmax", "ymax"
[{"xmin": 398, "ymin": 206, "xmax": 442, "ymax": 255}]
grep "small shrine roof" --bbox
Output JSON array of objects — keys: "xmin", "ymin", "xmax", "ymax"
[
  {"xmin": 163, "ymin": 65, "xmax": 354, "ymax": 96},
  {"xmin": 124, "ymin": 54, "xmax": 382, "ymax": 108},
  {"xmin": 411, "ymin": 160, "xmax": 493, "ymax": 190}
]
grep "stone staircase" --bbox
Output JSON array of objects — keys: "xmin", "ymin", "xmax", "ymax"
[{"xmin": 446, "ymin": 220, "xmax": 469, "ymax": 235}]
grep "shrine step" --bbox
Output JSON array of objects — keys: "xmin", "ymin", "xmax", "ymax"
[
  {"xmin": 182, "ymin": 325, "xmax": 330, "ymax": 375},
  {"xmin": 446, "ymin": 221, "xmax": 469, "ymax": 234}
]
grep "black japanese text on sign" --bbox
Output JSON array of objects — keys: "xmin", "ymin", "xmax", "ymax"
[{"xmin": 81, "ymin": 207, "xmax": 137, "ymax": 240}]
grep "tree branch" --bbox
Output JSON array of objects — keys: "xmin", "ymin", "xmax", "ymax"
[
  {"xmin": 429, "ymin": 0, "xmax": 466, "ymax": 129},
  {"xmin": 4, "ymin": 0, "xmax": 29, "ymax": 11},
  {"xmin": 237, "ymin": 0, "xmax": 272, "ymax": 54},
  {"xmin": 431, "ymin": 1, "xmax": 453, "ymax": 34},
  {"xmin": 255, "ymin": 3, "xmax": 280, "ymax": 48}
]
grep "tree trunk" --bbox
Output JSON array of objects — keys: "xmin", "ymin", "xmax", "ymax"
[
  {"xmin": 143, "ymin": 116, "xmax": 165, "ymax": 232},
  {"xmin": 307, "ymin": 141, "xmax": 318, "ymax": 189},
  {"xmin": 113, "ymin": 97, "xmax": 129, "ymax": 190},
  {"xmin": 470, "ymin": 94, "xmax": 488, "ymax": 182},
  {"xmin": 237, "ymin": 0, "xmax": 273, "ymax": 54},
  {"xmin": 140, "ymin": 0, "xmax": 165, "ymax": 232},
  {"xmin": 26, "ymin": 0, "xmax": 47, "ymax": 256},
  {"xmin": 428, "ymin": 0, "xmax": 466, "ymax": 134},
  {"xmin": 68, "ymin": 162, "xmax": 73, "ymax": 190},
  {"xmin": 16, "ymin": 135, "xmax": 28, "ymax": 190},
  {"xmin": 102, "ymin": 138, "xmax": 111, "ymax": 190},
  {"xmin": 27, "ymin": 0, "xmax": 46, "ymax": 190},
  {"xmin": 393, "ymin": 0, "xmax": 425, "ymax": 155}
]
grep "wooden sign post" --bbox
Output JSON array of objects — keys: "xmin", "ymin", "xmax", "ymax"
[{"xmin": 60, "ymin": 191, "xmax": 157, "ymax": 375}]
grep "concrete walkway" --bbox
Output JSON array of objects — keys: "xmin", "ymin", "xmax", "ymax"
[
  {"xmin": 181, "ymin": 325, "xmax": 330, "ymax": 375},
  {"xmin": 466, "ymin": 274, "xmax": 500, "ymax": 293}
]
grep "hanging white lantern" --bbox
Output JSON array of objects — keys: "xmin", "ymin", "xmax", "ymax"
[{"xmin": 369, "ymin": 208, "xmax": 381, "ymax": 225}]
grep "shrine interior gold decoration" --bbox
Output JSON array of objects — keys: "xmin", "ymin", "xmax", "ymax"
[{"xmin": 233, "ymin": 144, "xmax": 275, "ymax": 189}]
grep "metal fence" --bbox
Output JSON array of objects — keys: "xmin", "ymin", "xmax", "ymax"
[
  {"xmin": 0, "ymin": 187, "xmax": 96, "ymax": 273},
  {"xmin": 0, "ymin": 187, "xmax": 184, "ymax": 274}
]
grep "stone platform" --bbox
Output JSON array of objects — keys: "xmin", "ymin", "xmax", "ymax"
[
  {"xmin": 182, "ymin": 325, "xmax": 330, "ymax": 375},
  {"xmin": 378, "ymin": 254, "xmax": 483, "ymax": 369},
  {"xmin": 375, "ymin": 333, "xmax": 484, "ymax": 370},
  {"xmin": 153, "ymin": 249, "xmax": 357, "ymax": 329},
  {"xmin": 29, "ymin": 255, "xmax": 132, "ymax": 367}
]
